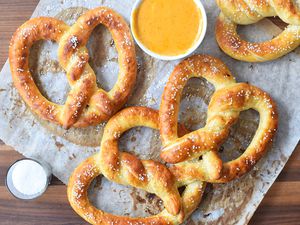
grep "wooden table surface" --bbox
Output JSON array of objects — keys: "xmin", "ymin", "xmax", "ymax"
[{"xmin": 0, "ymin": 0, "xmax": 299, "ymax": 224}]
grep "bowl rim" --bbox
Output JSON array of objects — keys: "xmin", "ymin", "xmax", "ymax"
[
  {"xmin": 130, "ymin": 0, "xmax": 208, "ymax": 61},
  {"xmin": 5, "ymin": 158, "xmax": 52, "ymax": 200}
]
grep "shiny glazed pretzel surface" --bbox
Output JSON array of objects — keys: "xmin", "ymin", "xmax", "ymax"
[
  {"xmin": 7, "ymin": 2, "xmax": 282, "ymax": 224},
  {"xmin": 9, "ymin": 7, "xmax": 136, "ymax": 129},
  {"xmin": 215, "ymin": 0, "xmax": 300, "ymax": 62},
  {"xmin": 160, "ymin": 55, "xmax": 278, "ymax": 183},
  {"xmin": 68, "ymin": 107, "xmax": 205, "ymax": 225}
]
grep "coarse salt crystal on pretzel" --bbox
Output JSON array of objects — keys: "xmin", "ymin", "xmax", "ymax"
[
  {"xmin": 215, "ymin": 0, "xmax": 300, "ymax": 62},
  {"xmin": 9, "ymin": 7, "xmax": 136, "ymax": 129},
  {"xmin": 159, "ymin": 55, "xmax": 278, "ymax": 183},
  {"xmin": 68, "ymin": 107, "xmax": 205, "ymax": 225}
]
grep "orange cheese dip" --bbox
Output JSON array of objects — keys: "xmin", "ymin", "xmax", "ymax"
[{"xmin": 132, "ymin": 0, "xmax": 202, "ymax": 56}]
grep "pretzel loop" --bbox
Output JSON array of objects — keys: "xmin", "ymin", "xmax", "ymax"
[
  {"xmin": 9, "ymin": 7, "xmax": 136, "ymax": 128},
  {"xmin": 215, "ymin": 0, "xmax": 300, "ymax": 62},
  {"xmin": 68, "ymin": 107, "xmax": 205, "ymax": 225},
  {"xmin": 160, "ymin": 55, "xmax": 236, "ymax": 181},
  {"xmin": 159, "ymin": 55, "xmax": 278, "ymax": 183},
  {"xmin": 216, "ymin": 0, "xmax": 300, "ymax": 25}
]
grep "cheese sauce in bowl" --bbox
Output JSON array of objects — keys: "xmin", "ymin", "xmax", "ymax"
[{"xmin": 131, "ymin": 0, "xmax": 207, "ymax": 60}]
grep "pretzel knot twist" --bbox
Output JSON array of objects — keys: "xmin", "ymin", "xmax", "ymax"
[
  {"xmin": 68, "ymin": 107, "xmax": 205, "ymax": 225},
  {"xmin": 215, "ymin": 0, "xmax": 300, "ymax": 62},
  {"xmin": 9, "ymin": 7, "xmax": 136, "ymax": 129},
  {"xmin": 160, "ymin": 55, "xmax": 278, "ymax": 183}
]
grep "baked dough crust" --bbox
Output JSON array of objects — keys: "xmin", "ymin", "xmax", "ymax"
[
  {"xmin": 159, "ymin": 55, "xmax": 278, "ymax": 183},
  {"xmin": 215, "ymin": 0, "xmax": 300, "ymax": 62},
  {"xmin": 9, "ymin": 7, "xmax": 136, "ymax": 128},
  {"xmin": 68, "ymin": 107, "xmax": 205, "ymax": 225}
]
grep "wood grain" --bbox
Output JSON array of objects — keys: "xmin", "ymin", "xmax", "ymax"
[{"xmin": 0, "ymin": 0, "xmax": 299, "ymax": 224}]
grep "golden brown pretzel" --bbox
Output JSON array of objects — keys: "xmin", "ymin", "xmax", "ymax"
[
  {"xmin": 68, "ymin": 107, "xmax": 205, "ymax": 225},
  {"xmin": 9, "ymin": 7, "xmax": 136, "ymax": 129},
  {"xmin": 215, "ymin": 0, "xmax": 300, "ymax": 62},
  {"xmin": 159, "ymin": 55, "xmax": 278, "ymax": 183}
]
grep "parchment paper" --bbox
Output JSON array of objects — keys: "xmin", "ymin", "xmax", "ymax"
[{"xmin": 0, "ymin": 0, "xmax": 299, "ymax": 224}]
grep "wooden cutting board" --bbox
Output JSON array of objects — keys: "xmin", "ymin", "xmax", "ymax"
[{"xmin": 0, "ymin": 0, "xmax": 299, "ymax": 224}]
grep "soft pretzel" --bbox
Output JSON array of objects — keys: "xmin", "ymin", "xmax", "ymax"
[
  {"xmin": 159, "ymin": 55, "xmax": 278, "ymax": 183},
  {"xmin": 68, "ymin": 107, "xmax": 205, "ymax": 225},
  {"xmin": 215, "ymin": 0, "xmax": 300, "ymax": 62},
  {"xmin": 9, "ymin": 7, "xmax": 136, "ymax": 129}
]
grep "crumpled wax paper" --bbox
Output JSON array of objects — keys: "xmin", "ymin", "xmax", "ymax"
[{"xmin": 0, "ymin": 0, "xmax": 299, "ymax": 224}]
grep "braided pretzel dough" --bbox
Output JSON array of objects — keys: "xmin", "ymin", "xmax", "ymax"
[
  {"xmin": 68, "ymin": 107, "xmax": 205, "ymax": 225},
  {"xmin": 160, "ymin": 55, "xmax": 278, "ymax": 183},
  {"xmin": 215, "ymin": 0, "xmax": 300, "ymax": 62},
  {"xmin": 9, "ymin": 7, "xmax": 136, "ymax": 128}
]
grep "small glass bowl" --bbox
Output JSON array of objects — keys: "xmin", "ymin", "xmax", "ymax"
[{"xmin": 5, "ymin": 158, "xmax": 52, "ymax": 200}]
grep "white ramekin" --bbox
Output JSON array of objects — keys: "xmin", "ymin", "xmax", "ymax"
[{"xmin": 130, "ymin": 0, "xmax": 207, "ymax": 61}]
